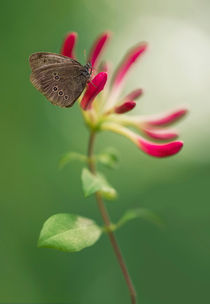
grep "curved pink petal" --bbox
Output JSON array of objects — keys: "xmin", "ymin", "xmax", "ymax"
[
  {"xmin": 138, "ymin": 137, "xmax": 183, "ymax": 157},
  {"xmin": 142, "ymin": 128, "xmax": 178, "ymax": 140},
  {"xmin": 124, "ymin": 88, "xmax": 143, "ymax": 101},
  {"xmin": 112, "ymin": 42, "xmax": 147, "ymax": 90},
  {"xmin": 61, "ymin": 32, "xmax": 77, "ymax": 59},
  {"xmin": 81, "ymin": 72, "xmax": 107, "ymax": 110},
  {"xmin": 104, "ymin": 43, "xmax": 147, "ymax": 110},
  {"xmin": 88, "ymin": 32, "xmax": 111, "ymax": 68},
  {"xmin": 144, "ymin": 108, "xmax": 188, "ymax": 127},
  {"xmin": 115, "ymin": 100, "xmax": 136, "ymax": 114}
]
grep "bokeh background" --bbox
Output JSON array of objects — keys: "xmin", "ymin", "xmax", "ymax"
[{"xmin": 1, "ymin": 0, "xmax": 210, "ymax": 303}]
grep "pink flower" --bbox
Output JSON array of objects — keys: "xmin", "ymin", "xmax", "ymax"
[
  {"xmin": 80, "ymin": 73, "xmax": 107, "ymax": 110},
  {"xmin": 108, "ymin": 43, "xmax": 147, "ymax": 105},
  {"xmin": 61, "ymin": 32, "xmax": 77, "ymax": 59},
  {"xmin": 61, "ymin": 32, "xmax": 188, "ymax": 158},
  {"xmin": 124, "ymin": 88, "xmax": 143, "ymax": 101},
  {"xmin": 115, "ymin": 101, "xmax": 136, "ymax": 114},
  {"xmin": 100, "ymin": 122, "xmax": 183, "ymax": 158},
  {"xmin": 140, "ymin": 108, "xmax": 188, "ymax": 127},
  {"xmin": 142, "ymin": 127, "xmax": 178, "ymax": 141},
  {"xmin": 88, "ymin": 32, "xmax": 111, "ymax": 68},
  {"xmin": 138, "ymin": 138, "xmax": 183, "ymax": 158}
]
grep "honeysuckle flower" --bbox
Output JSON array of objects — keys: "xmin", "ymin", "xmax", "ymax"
[
  {"xmin": 101, "ymin": 122, "xmax": 183, "ymax": 158},
  {"xmin": 61, "ymin": 32, "xmax": 188, "ymax": 158}
]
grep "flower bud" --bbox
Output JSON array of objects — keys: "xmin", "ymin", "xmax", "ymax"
[
  {"xmin": 115, "ymin": 101, "xmax": 136, "ymax": 114},
  {"xmin": 81, "ymin": 72, "xmax": 108, "ymax": 110},
  {"xmin": 61, "ymin": 32, "xmax": 77, "ymax": 59}
]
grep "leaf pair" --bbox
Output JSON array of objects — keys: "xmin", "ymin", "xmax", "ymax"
[
  {"xmin": 59, "ymin": 147, "xmax": 119, "ymax": 170},
  {"xmin": 38, "ymin": 208, "xmax": 163, "ymax": 253}
]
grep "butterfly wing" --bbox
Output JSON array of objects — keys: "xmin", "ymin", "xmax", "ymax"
[
  {"xmin": 30, "ymin": 54, "xmax": 88, "ymax": 107},
  {"xmin": 29, "ymin": 52, "xmax": 80, "ymax": 70}
]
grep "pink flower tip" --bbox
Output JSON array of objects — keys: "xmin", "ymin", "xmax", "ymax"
[
  {"xmin": 115, "ymin": 100, "xmax": 136, "ymax": 114},
  {"xmin": 81, "ymin": 72, "xmax": 108, "ymax": 110},
  {"xmin": 124, "ymin": 88, "xmax": 143, "ymax": 101},
  {"xmin": 145, "ymin": 108, "xmax": 188, "ymax": 127},
  {"xmin": 88, "ymin": 31, "xmax": 111, "ymax": 68},
  {"xmin": 112, "ymin": 42, "xmax": 148, "ymax": 89},
  {"xmin": 142, "ymin": 128, "xmax": 178, "ymax": 140},
  {"xmin": 61, "ymin": 32, "xmax": 77, "ymax": 59},
  {"xmin": 138, "ymin": 138, "xmax": 184, "ymax": 158}
]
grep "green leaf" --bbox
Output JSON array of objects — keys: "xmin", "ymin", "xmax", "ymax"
[
  {"xmin": 59, "ymin": 152, "xmax": 87, "ymax": 169},
  {"xmin": 97, "ymin": 147, "xmax": 119, "ymax": 169},
  {"xmin": 81, "ymin": 168, "xmax": 102, "ymax": 197},
  {"xmin": 117, "ymin": 208, "xmax": 164, "ymax": 229},
  {"xmin": 81, "ymin": 168, "xmax": 117, "ymax": 200},
  {"xmin": 97, "ymin": 173, "xmax": 117, "ymax": 199},
  {"xmin": 38, "ymin": 213, "xmax": 102, "ymax": 252}
]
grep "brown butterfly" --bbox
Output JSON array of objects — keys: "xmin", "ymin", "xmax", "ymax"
[{"xmin": 29, "ymin": 52, "xmax": 92, "ymax": 107}]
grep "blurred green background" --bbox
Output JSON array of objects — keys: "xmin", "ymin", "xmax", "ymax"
[{"xmin": 1, "ymin": 0, "xmax": 210, "ymax": 303}]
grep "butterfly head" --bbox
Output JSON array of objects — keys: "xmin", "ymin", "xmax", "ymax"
[{"xmin": 83, "ymin": 62, "xmax": 93, "ymax": 79}]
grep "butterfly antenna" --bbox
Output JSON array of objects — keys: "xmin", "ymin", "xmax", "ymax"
[
  {"xmin": 88, "ymin": 80, "xmax": 97, "ymax": 88},
  {"xmin": 84, "ymin": 49, "xmax": 87, "ymax": 62}
]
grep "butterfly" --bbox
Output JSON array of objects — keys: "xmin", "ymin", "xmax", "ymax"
[{"xmin": 29, "ymin": 52, "xmax": 92, "ymax": 108}]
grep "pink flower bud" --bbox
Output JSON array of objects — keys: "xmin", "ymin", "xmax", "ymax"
[
  {"xmin": 143, "ymin": 108, "xmax": 188, "ymax": 127},
  {"xmin": 138, "ymin": 137, "xmax": 183, "ymax": 157},
  {"xmin": 115, "ymin": 101, "xmax": 136, "ymax": 114},
  {"xmin": 106, "ymin": 42, "xmax": 147, "ymax": 109},
  {"xmin": 142, "ymin": 127, "xmax": 178, "ymax": 140},
  {"xmin": 88, "ymin": 32, "xmax": 111, "ymax": 68},
  {"xmin": 81, "ymin": 72, "xmax": 107, "ymax": 110},
  {"xmin": 124, "ymin": 88, "xmax": 143, "ymax": 101},
  {"xmin": 112, "ymin": 43, "xmax": 147, "ymax": 89},
  {"xmin": 61, "ymin": 32, "xmax": 77, "ymax": 59},
  {"xmin": 101, "ymin": 123, "xmax": 184, "ymax": 158}
]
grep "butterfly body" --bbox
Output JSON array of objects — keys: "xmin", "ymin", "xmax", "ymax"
[{"xmin": 29, "ymin": 52, "xmax": 92, "ymax": 107}]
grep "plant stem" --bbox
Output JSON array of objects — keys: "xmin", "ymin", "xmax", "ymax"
[{"xmin": 87, "ymin": 131, "xmax": 137, "ymax": 304}]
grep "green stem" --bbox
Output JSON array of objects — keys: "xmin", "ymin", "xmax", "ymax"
[{"xmin": 87, "ymin": 131, "xmax": 137, "ymax": 304}]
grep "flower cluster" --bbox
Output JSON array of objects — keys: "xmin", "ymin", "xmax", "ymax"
[{"xmin": 61, "ymin": 32, "xmax": 187, "ymax": 158}]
